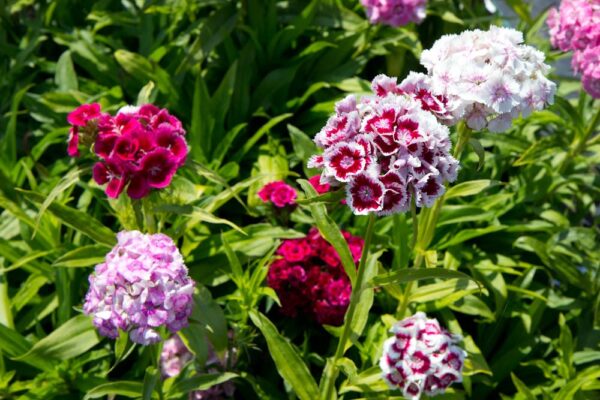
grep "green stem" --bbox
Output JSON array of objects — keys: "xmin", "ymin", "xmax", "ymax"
[
  {"xmin": 410, "ymin": 197, "xmax": 418, "ymax": 250},
  {"xmin": 321, "ymin": 213, "xmax": 376, "ymax": 400},
  {"xmin": 143, "ymin": 198, "xmax": 157, "ymax": 234},
  {"xmin": 397, "ymin": 124, "xmax": 471, "ymax": 318}
]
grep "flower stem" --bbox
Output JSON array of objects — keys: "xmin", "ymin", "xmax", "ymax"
[
  {"xmin": 397, "ymin": 123, "xmax": 470, "ymax": 318},
  {"xmin": 321, "ymin": 213, "xmax": 376, "ymax": 400},
  {"xmin": 0, "ymin": 270, "xmax": 14, "ymax": 329}
]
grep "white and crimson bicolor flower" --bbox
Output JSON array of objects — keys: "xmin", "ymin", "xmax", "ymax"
[
  {"xmin": 309, "ymin": 74, "xmax": 459, "ymax": 215},
  {"xmin": 379, "ymin": 312, "xmax": 467, "ymax": 399}
]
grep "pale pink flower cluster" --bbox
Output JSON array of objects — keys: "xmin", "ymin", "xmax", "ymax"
[
  {"xmin": 547, "ymin": 0, "xmax": 600, "ymax": 98},
  {"xmin": 309, "ymin": 74, "xmax": 458, "ymax": 215},
  {"xmin": 413, "ymin": 26, "xmax": 555, "ymax": 132},
  {"xmin": 380, "ymin": 312, "xmax": 466, "ymax": 400},
  {"xmin": 83, "ymin": 231, "xmax": 195, "ymax": 345},
  {"xmin": 360, "ymin": 0, "xmax": 427, "ymax": 27},
  {"xmin": 160, "ymin": 335, "xmax": 236, "ymax": 399}
]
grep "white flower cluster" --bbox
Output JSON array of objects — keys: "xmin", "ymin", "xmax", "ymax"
[
  {"xmin": 408, "ymin": 26, "xmax": 555, "ymax": 132},
  {"xmin": 380, "ymin": 312, "xmax": 466, "ymax": 399}
]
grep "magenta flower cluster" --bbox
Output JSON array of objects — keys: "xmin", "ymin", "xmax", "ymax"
[
  {"xmin": 161, "ymin": 335, "xmax": 236, "ymax": 399},
  {"xmin": 380, "ymin": 312, "xmax": 466, "ymax": 400},
  {"xmin": 309, "ymin": 74, "xmax": 459, "ymax": 215},
  {"xmin": 360, "ymin": 0, "xmax": 426, "ymax": 27},
  {"xmin": 67, "ymin": 103, "xmax": 188, "ymax": 199},
  {"xmin": 83, "ymin": 230, "xmax": 195, "ymax": 345},
  {"xmin": 267, "ymin": 228, "xmax": 363, "ymax": 326},
  {"xmin": 547, "ymin": 0, "xmax": 600, "ymax": 98},
  {"xmin": 258, "ymin": 181, "xmax": 297, "ymax": 208}
]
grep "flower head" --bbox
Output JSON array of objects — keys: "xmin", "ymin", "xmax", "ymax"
[
  {"xmin": 309, "ymin": 74, "xmax": 459, "ymax": 215},
  {"xmin": 380, "ymin": 312, "xmax": 467, "ymax": 399},
  {"xmin": 361, "ymin": 0, "xmax": 427, "ymax": 27},
  {"xmin": 548, "ymin": 1, "xmax": 600, "ymax": 98},
  {"xmin": 67, "ymin": 103, "xmax": 187, "ymax": 198},
  {"xmin": 414, "ymin": 26, "xmax": 556, "ymax": 130},
  {"xmin": 160, "ymin": 334, "xmax": 237, "ymax": 399},
  {"xmin": 267, "ymin": 228, "xmax": 363, "ymax": 326},
  {"xmin": 258, "ymin": 181, "xmax": 297, "ymax": 208},
  {"xmin": 83, "ymin": 231, "xmax": 195, "ymax": 345}
]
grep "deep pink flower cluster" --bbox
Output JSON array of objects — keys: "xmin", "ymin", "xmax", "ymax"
[
  {"xmin": 547, "ymin": 0, "xmax": 600, "ymax": 98},
  {"xmin": 67, "ymin": 103, "xmax": 188, "ymax": 199},
  {"xmin": 360, "ymin": 0, "xmax": 427, "ymax": 27},
  {"xmin": 83, "ymin": 230, "xmax": 195, "ymax": 345},
  {"xmin": 380, "ymin": 312, "xmax": 466, "ymax": 399},
  {"xmin": 308, "ymin": 74, "xmax": 459, "ymax": 215},
  {"xmin": 258, "ymin": 181, "xmax": 297, "ymax": 208},
  {"xmin": 267, "ymin": 228, "xmax": 363, "ymax": 326},
  {"xmin": 160, "ymin": 335, "xmax": 236, "ymax": 399}
]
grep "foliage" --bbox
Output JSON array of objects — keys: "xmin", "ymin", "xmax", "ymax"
[{"xmin": 0, "ymin": 0, "xmax": 598, "ymax": 399}]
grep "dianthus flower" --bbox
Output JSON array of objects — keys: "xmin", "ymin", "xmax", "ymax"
[
  {"xmin": 161, "ymin": 334, "xmax": 194, "ymax": 377},
  {"xmin": 380, "ymin": 312, "xmax": 466, "ymax": 399},
  {"xmin": 547, "ymin": 0, "xmax": 600, "ymax": 98},
  {"xmin": 308, "ymin": 74, "xmax": 459, "ymax": 215},
  {"xmin": 412, "ymin": 26, "xmax": 556, "ymax": 131},
  {"xmin": 83, "ymin": 230, "xmax": 195, "ymax": 345},
  {"xmin": 267, "ymin": 227, "xmax": 363, "ymax": 326},
  {"xmin": 308, "ymin": 175, "xmax": 331, "ymax": 195},
  {"xmin": 160, "ymin": 334, "xmax": 237, "ymax": 399},
  {"xmin": 258, "ymin": 181, "xmax": 297, "ymax": 208},
  {"xmin": 360, "ymin": 0, "xmax": 427, "ymax": 27},
  {"xmin": 67, "ymin": 103, "xmax": 187, "ymax": 199}
]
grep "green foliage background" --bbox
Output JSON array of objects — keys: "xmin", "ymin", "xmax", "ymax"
[{"xmin": 0, "ymin": 0, "xmax": 599, "ymax": 399}]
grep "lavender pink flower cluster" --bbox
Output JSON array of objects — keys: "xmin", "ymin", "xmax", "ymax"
[
  {"xmin": 416, "ymin": 26, "xmax": 556, "ymax": 132},
  {"xmin": 547, "ymin": 0, "xmax": 600, "ymax": 98},
  {"xmin": 161, "ymin": 335, "xmax": 236, "ymax": 399},
  {"xmin": 360, "ymin": 0, "xmax": 426, "ymax": 27},
  {"xmin": 67, "ymin": 103, "xmax": 188, "ymax": 199},
  {"xmin": 379, "ymin": 312, "xmax": 466, "ymax": 400},
  {"xmin": 83, "ymin": 231, "xmax": 195, "ymax": 345},
  {"xmin": 258, "ymin": 181, "xmax": 297, "ymax": 208},
  {"xmin": 309, "ymin": 74, "xmax": 459, "ymax": 215},
  {"xmin": 267, "ymin": 228, "xmax": 363, "ymax": 326}
]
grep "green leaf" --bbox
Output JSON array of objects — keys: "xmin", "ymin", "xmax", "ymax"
[
  {"xmin": 511, "ymin": 373, "xmax": 536, "ymax": 400},
  {"xmin": 142, "ymin": 367, "xmax": 159, "ymax": 400},
  {"xmin": 53, "ymin": 245, "xmax": 110, "ymax": 268},
  {"xmin": 169, "ymin": 372, "xmax": 238, "ymax": 396},
  {"xmin": 0, "ymin": 323, "xmax": 54, "ymax": 371},
  {"xmin": 83, "ymin": 381, "xmax": 143, "ymax": 399},
  {"xmin": 288, "ymin": 124, "xmax": 318, "ymax": 175},
  {"xmin": 55, "ymin": 50, "xmax": 78, "ymax": 91},
  {"xmin": 436, "ymin": 225, "xmax": 506, "ymax": 249},
  {"xmin": 249, "ymin": 311, "xmax": 319, "ymax": 400},
  {"xmin": 190, "ymin": 287, "xmax": 228, "ymax": 353},
  {"xmin": 233, "ymin": 113, "xmax": 292, "ymax": 161},
  {"xmin": 370, "ymin": 268, "xmax": 481, "ymax": 289},
  {"xmin": 298, "ymin": 179, "xmax": 357, "ymax": 284},
  {"xmin": 445, "ymin": 180, "xmax": 493, "ymax": 199},
  {"xmin": 221, "ymin": 234, "xmax": 244, "ymax": 284},
  {"xmin": 555, "ymin": 366, "xmax": 600, "ymax": 400},
  {"xmin": 136, "ymin": 81, "xmax": 156, "ymax": 105},
  {"xmin": 155, "ymin": 204, "xmax": 245, "ymax": 235},
  {"xmin": 15, "ymin": 314, "xmax": 99, "ymax": 361},
  {"xmin": 469, "ymin": 138, "xmax": 485, "ymax": 170},
  {"xmin": 20, "ymin": 190, "xmax": 116, "ymax": 246}
]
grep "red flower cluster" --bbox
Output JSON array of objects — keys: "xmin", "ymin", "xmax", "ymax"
[
  {"xmin": 67, "ymin": 103, "xmax": 187, "ymax": 199},
  {"xmin": 267, "ymin": 228, "xmax": 363, "ymax": 326},
  {"xmin": 258, "ymin": 181, "xmax": 297, "ymax": 208}
]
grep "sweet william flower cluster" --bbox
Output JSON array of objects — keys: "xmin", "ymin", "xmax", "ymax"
[
  {"xmin": 361, "ymin": 0, "xmax": 426, "ymax": 27},
  {"xmin": 161, "ymin": 335, "xmax": 236, "ymax": 399},
  {"xmin": 258, "ymin": 181, "xmax": 297, "ymax": 208},
  {"xmin": 413, "ymin": 26, "xmax": 556, "ymax": 132},
  {"xmin": 309, "ymin": 74, "xmax": 459, "ymax": 215},
  {"xmin": 547, "ymin": 0, "xmax": 600, "ymax": 98},
  {"xmin": 267, "ymin": 228, "xmax": 363, "ymax": 326},
  {"xmin": 380, "ymin": 312, "xmax": 466, "ymax": 400},
  {"xmin": 83, "ymin": 231, "xmax": 195, "ymax": 345},
  {"xmin": 67, "ymin": 103, "xmax": 187, "ymax": 199}
]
